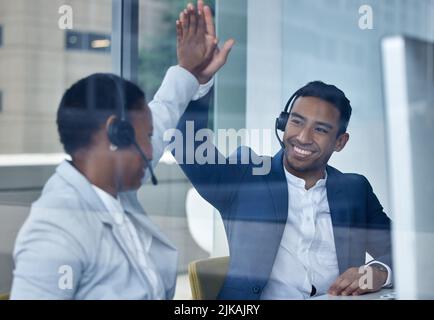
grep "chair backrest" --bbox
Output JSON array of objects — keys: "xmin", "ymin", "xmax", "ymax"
[
  {"xmin": 0, "ymin": 293, "xmax": 9, "ymax": 300},
  {"xmin": 188, "ymin": 256, "xmax": 229, "ymax": 300}
]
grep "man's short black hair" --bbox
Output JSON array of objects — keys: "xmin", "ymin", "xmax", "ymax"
[
  {"xmin": 57, "ymin": 73, "xmax": 145, "ymax": 155},
  {"xmin": 290, "ymin": 81, "xmax": 352, "ymax": 135}
]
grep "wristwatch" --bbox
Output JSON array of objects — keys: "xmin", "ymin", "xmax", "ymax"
[{"xmin": 369, "ymin": 263, "xmax": 388, "ymax": 273}]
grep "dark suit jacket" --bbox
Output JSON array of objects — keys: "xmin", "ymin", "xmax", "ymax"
[{"xmin": 174, "ymin": 93, "xmax": 392, "ymax": 300}]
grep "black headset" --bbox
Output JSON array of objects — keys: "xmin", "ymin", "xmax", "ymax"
[
  {"xmin": 275, "ymin": 89, "xmax": 301, "ymax": 149},
  {"xmin": 107, "ymin": 75, "xmax": 158, "ymax": 186}
]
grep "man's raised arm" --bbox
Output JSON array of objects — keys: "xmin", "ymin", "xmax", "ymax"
[{"xmin": 145, "ymin": 1, "xmax": 234, "ymax": 182}]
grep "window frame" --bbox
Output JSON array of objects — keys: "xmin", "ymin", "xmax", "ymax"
[
  {"xmin": 112, "ymin": 0, "xmax": 139, "ymax": 82},
  {"xmin": 0, "ymin": 25, "xmax": 3, "ymax": 48}
]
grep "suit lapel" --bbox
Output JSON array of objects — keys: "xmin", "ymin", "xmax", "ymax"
[
  {"xmin": 250, "ymin": 150, "xmax": 288, "ymax": 284},
  {"xmin": 326, "ymin": 166, "xmax": 351, "ymax": 273},
  {"xmin": 244, "ymin": 154, "xmax": 352, "ymax": 282},
  {"xmin": 267, "ymin": 150, "xmax": 290, "ymax": 226}
]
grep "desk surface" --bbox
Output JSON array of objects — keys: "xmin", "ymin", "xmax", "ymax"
[{"xmin": 310, "ymin": 289, "xmax": 395, "ymax": 300}]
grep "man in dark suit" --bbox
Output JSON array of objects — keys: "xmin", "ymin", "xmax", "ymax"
[
  {"xmin": 172, "ymin": 79, "xmax": 392, "ymax": 300},
  {"xmin": 172, "ymin": 5, "xmax": 391, "ymax": 300}
]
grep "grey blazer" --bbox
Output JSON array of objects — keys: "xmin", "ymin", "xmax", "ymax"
[{"xmin": 11, "ymin": 161, "xmax": 178, "ymax": 299}]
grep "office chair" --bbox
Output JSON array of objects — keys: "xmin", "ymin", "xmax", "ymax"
[{"xmin": 188, "ymin": 256, "xmax": 229, "ymax": 300}]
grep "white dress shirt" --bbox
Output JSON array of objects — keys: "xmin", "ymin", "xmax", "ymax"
[
  {"xmin": 92, "ymin": 185, "xmax": 166, "ymax": 299},
  {"xmin": 261, "ymin": 166, "xmax": 391, "ymax": 299},
  {"xmin": 262, "ymin": 169, "xmax": 339, "ymax": 299}
]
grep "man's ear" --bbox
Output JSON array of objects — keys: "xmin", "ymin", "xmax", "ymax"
[{"xmin": 334, "ymin": 132, "xmax": 349, "ymax": 152}]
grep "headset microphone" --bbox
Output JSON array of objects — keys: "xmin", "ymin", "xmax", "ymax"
[{"xmin": 132, "ymin": 140, "xmax": 158, "ymax": 186}]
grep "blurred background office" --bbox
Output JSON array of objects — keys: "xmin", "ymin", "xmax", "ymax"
[{"xmin": 0, "ymin": 0, "xmax": 433, "ymax": 299}]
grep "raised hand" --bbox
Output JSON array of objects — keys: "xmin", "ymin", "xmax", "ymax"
[
  {"xmin": 196, "ymin": 1, "xmax": 235, "ymax": 83},
  {"xmin": 176, "ymin": 3, "xmax": 217, "ymax": 83},
  {"xmin": 176, "ymin": 1, "xmax": 235, "ymax": 84}
]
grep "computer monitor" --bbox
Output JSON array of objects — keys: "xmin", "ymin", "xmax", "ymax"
[{"xmin": 381, "ymin": 35, "xmax": 434, "ymax": 299}]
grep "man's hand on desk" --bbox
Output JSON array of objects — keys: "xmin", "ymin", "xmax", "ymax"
[{"xmin": 328, "ymin": 265, "xmax": 388, "ymax": 296}]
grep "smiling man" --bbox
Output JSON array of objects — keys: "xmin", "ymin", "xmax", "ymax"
[
  {"xmin": 175, "ymin": 79, "xmax": 393, "ymax": 299},
  {"xmin": 282, "ymin": 95, "xmax": 349, "ymax": 190}
]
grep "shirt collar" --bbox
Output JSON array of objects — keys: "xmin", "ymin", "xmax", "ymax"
[{"xmin": 283, "ymin": 164, "xmax": 328, "ymax": 190}]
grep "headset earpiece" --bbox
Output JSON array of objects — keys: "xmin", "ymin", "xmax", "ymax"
[
  {"xmin": 275, "ymin": 90, "xmax": 300, "ymax": 149},
  {"xmin": 108, "ymin": 118, "xmax": 135, "ymax": 148},
  {"xmin": 276, "ymin": 112, "xmax": 289, "ymax": 132}
]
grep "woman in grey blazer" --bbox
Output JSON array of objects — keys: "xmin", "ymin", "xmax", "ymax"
[{"xmin": 10, "ymin": 1, "xmax": 234, "ymax": 299}]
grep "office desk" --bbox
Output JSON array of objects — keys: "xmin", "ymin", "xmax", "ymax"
[{"xmin": 310, "ymin": 289, "xmax": 395, "ymax": 300}]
